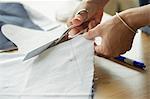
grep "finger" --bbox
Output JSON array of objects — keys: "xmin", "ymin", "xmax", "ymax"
[
  {"xmin": 67, "ymin": 13, "xmax": 86, "ymax": 27},
  {"xmin": 95, "ymin": 45, "xmax": 105, "ymax": 56},
  {"xmin": 68, "ymin": 21, "xmax": 89, "ymax": 37},
  {"xmin": 95, "ymin": 45, "xmax": 121, "ymax": 57},
  {"xmin": 95, "ymin": 10, "xmax": 103, "ymax": 24},
  {"xmin": 67, "ymin": 18, "xmax": 73, "ymax": 27},
  {"xmin": 95, "ymin": 45, "xmax": 113, "ymax": 57},
  {"xmin": 88, "ymin": 20, "xmax": 96, "ymax": 29},
  {"xmin": 68, "ymin": 26, "xmax": 84, "ymax": 37},
  {"xmin": 69, "ymin": 28, "xmax": 80, "ymax": 37},
  {"xmin": 83, "ymin": 24, "xmax": 103, "ymax": 40},
  {"xmin": 71, "ymin": 13, "xmax": 87, "ymax": 26}
]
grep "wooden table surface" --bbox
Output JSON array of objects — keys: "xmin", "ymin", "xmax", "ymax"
[
  {"xmin": 1, "ymin": 1, "xmax": 149, "ymax": 99},
  {"xmin": 94, "ymin": 32, "xmax": 150, "ymax": 99}
]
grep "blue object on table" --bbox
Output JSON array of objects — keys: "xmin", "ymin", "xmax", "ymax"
[
  {"xmin": 0, "ymin": 3, "xmax": 41, "ymax": 51},
  {"xmin": 115, "ymin": 56, "xmax": 146, "ymax": 70},
  {"xmin": 140, "ymin": 25, "xmax": 150, "ymax": 35}
]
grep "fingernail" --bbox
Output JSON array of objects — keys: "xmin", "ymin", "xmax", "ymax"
[{"xmin": 71, "ymin": 15, "xmax": 83, "ymax": 26}]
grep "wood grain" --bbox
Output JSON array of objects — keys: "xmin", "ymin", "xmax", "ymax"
[{"xmin": 94, "ymin": 32, "xmax": 150, "ymax": 99}]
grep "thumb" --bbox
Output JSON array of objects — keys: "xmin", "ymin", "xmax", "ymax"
[
  {"xmin": 83, "ymin": 25, "xmax": 103, "ymax": 39},
  {"xmin": 71, "ymin": 5, "xmax": 97, "ymax": 27},
  {"xmin": 71, "ymin": 10, "xmax": 88, "ymax": 26},
  {"xmin": 95, "ymin": 45, "xmax": 104, "ymax": 56},
  {"xmin": 95, "ymin": 44, "xmax": 111, "ymax": 57}
]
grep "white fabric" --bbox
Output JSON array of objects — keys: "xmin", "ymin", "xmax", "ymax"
[
  {"xmin": 1, "ymin": 24, "xmax": 67, "ymax": 55},
  {"xmin": 0, "ymin": 1, "xmax": 95, "ymax": 98},
  {"xmin": 0, "ymin": 35, "xmax": 94, "ymax": 99}
]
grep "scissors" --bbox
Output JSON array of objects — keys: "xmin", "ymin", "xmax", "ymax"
[
  {"xmin": 23, "ymin": 11, "xmax": 90, "ymax": 61},
  {"xmin": 23, "ymin": 25, "xmax": 87, "ymax": 61}
]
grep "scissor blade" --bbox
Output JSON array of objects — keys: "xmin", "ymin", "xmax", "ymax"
[
  {"xmin": 23, "ymin": 41, "xmax": 55, "ymax": 61},
  {"xmin": 23, "ymin": 27, "xmax": 72, "ymax": 61},
  {"xmin": 23, "ymin": 24, "xmax": 81, "ymax": 61},
  {"xmin": 54, "ymin": 27, "xmax": 73, "ymax": 44}
]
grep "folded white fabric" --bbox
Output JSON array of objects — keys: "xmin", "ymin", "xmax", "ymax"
[
  {"xmin": 0, "ymin": 35, "xmax": 94, "ymax": 99},
  {"xmin": 1, "ymin": 24, "xmax": 67, "ymax": 55}
]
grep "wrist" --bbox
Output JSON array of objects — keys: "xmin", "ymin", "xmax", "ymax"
[
  {"xmin": 119, "ymin": 10, "xmax": 139, "ymax": 31},
  {"xmin": 112, "ymin": 15, "xmax": 136, "ymax": 35},
  {"xmin": 119, "ymin": 6, "xmax": 150, "ymax": 31},
  {"xmin": 115, "ymin": 12, "xmax": 136, "ymax": 34}
]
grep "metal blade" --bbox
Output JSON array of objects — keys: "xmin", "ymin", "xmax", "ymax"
[
  {"xmin": 23, "ymin": 27, "xmax": 72, "ymax": 61},
  {"xmin": 23, "ymin": 41, "xmax": 55, "ymax": 61}
]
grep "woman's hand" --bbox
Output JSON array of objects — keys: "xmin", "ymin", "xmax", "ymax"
[
  {"xmin": 83, "ymin": 14, "xmax": 136, "ymax": 57},
  {"xmin": 83, "ymin": 4, "xmax": 150, "ymax": 57},
  {"xmin": 67, "ymin": 0, "xmax": 108, "ymax": 37}
]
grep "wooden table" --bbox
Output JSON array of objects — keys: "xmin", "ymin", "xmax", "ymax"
[
  {"xmin": 1, "ymin": 1, "xmax": 149, "ymax": 99},
  {"xmin": 94, "ymin": 32, "xmax": 150, "ymax": 99}
]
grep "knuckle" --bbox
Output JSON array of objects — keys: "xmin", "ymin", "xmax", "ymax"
[{"xmin": 87, "ymin": 30, "xmax": 94, "ymax": 37}]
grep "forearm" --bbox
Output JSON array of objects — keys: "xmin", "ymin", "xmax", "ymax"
[{"xmin": 120, "ymin": 4, "xmax": 150, "ymax": 30}]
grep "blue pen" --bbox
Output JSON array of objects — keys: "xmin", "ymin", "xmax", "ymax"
[{"xmin": 115, "ymin": 56, "xmax": 146, "ymax": 70}]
